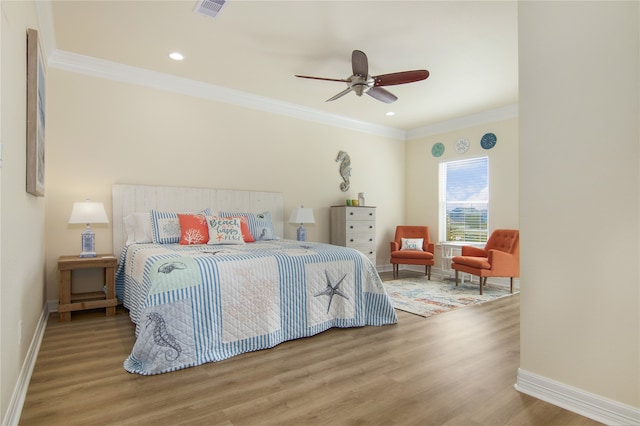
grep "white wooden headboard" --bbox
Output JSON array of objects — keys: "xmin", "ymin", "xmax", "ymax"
[{"xmin": 112, "ymin": 184, "xmax": 284, "ymax": 259}]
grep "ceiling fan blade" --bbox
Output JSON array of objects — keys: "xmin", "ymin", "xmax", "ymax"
[
  {"xmin": 366, "ymin": 87, "xmax": 397, "ymax": 104},
  {"xmin": 373, "ymin": 70, "xmax": 429, "ymax": 86},
  {"xmin": 326, "ymin": 87, "xmax": 353, "ymax": 102},
  {"xmin": 295, "ymin": 75, "xmax": 350, "ymax": 83},
  {"xmin": 352, "ymin": 50, "xmax": 368, "ymax": 77}
]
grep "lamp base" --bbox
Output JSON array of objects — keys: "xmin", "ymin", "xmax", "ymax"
[
  {"xmin": 79, "ymin": 225, "xmax": 97, "ymax": 258},
  {"xmin": 297, "ymin": 224, "xmax": 307, "ymax": 242}
]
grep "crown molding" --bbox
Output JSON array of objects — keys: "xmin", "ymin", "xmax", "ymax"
[
  {"xmin": 406, "ymin": 103, "xmax": 519, "ymax": 140},
  {"xmin": 48, "ymin": 50, "xmax": 407, "ymax": 141}
]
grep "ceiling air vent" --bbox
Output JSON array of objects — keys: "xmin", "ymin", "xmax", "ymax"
[{"xmin": 194, "ymin": 0, "xmax": 226, "ymax": 19}]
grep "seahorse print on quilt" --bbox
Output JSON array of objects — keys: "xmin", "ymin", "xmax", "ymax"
[
  {"xmin": 147, "ymin": 312, "xmax": 181, "ymax": 361},
  {"xmin": 127, "ymin": 299, "xmax": 197, "ymax": 375}
]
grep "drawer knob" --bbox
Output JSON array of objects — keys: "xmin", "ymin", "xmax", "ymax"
[
  {"xmin": 350, "ymin": 239, "xmax": 354, "ymax": 242},
  {"xmin": 369, "ymin": 238, "xmax": 373, "ymax": 242},
  {"xmin": 350, "ymin": 225, "xmax": 354, "ymax": 229},
  {"xmin": 350, "ymin": 212, "xmax": 354, "ymax": 215},
  {"xmin": 369, "ymin": 225, "xmax": 373, "ymax": 229}
]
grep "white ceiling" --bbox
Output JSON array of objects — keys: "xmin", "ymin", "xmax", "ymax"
[{"xmin": 47, "ymin": 0, "xmax": 519, "ymax": 133}]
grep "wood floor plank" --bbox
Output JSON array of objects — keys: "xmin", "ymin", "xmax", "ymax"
[{"xmin": 19, "ymin": 271, "xmax": 603, "ymax": 426}]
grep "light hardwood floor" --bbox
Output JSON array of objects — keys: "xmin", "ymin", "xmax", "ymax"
[{"xmin": 20, "ymin": 271, "xmax": 602, "ymax": 426}]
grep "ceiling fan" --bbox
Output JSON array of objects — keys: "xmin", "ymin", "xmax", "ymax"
[{"xmin": 295, "ymin": 50, "xmax": 429, "ymax": 104}]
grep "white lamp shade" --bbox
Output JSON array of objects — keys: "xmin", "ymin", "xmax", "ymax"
[
  {"xmin": 289, "ymin": 207, "xmax": 315, "ymax": 224},
  {"xmin": 68, "ymin": 201, "xmax": 109, "ymax": 224}
]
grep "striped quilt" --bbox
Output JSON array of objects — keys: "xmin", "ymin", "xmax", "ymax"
[{"xmin": 115, "ymin": 240, "xmax": 397, "ymax": 375}]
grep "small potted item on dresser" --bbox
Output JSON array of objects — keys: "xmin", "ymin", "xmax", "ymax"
[{"xmin": 358, "ymin": 192, "xmax": 365, "ymax": 206}]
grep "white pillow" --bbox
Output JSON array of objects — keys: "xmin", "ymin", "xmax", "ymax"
[
  {"xmin": 123, "ymin": 212, "xmax": 153, "ymax": 245},
  {"xmin": 123, "ymin": 214, "xmax": 136, "ymax": 246},
  {"xmin": 401, "ymin": 238, "xmax": 424, "ymax": 251}
]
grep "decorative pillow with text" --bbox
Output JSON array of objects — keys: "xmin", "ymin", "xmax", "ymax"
[
  {"xmin": 401, "ymin": 238, "xmax": 424, "ymax": 251},
  {"xmin": 221, "ymin": 215, "xmax": 254, "ymax": 243},
  {"xmin": 206, "ymin": 216, "xmax": 245, "ymax": 245}
]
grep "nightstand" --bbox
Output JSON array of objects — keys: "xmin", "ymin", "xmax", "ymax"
[{"xmin": 58, "ymin": 254, "xmax": 118, "ymax": 321}]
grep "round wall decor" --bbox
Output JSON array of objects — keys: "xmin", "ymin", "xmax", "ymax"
[
  {"xmin": 431, "ymin": 142, "xmax": 445, "ymax": 157},
  {"xmin": 481, "ymin": 133, "xmax": 497, "ymax": 150},
  {"xmin": 455, "ymin": 138, "xmax": 470, "ymax": 154}
]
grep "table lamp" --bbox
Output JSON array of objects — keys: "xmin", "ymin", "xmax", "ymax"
[
  {"xmin": 68, "ymin": 200, "xmax": 109, "ymax": 258},
  {"xmin": 288, "ymin": 206, "xmax": 315, "ymax": 241}
]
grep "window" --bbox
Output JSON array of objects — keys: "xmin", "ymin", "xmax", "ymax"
[{"xmin": 439, "ymin": 157, "xmax": 489, "ymax": 243}]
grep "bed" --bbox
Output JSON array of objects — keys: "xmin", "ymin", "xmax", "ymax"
[{"xmin": 112, "ymin": 184, "xmax": 397, "ymax": 375}]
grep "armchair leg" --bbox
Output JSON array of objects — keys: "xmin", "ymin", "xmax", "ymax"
[
  {"xmin": 479, "ymin": 277, "xmax": 487, "ymax": 295},
  {"xmin": 510, "ymin": 277, "xmax": 514, "ymax": 294},
  {"xmin": 454, "ymin": 270, "xmax": 459, "ymax": 286},
  {"xmin": 426, "ymin": 265, "xmax": 431, "ymax": 280},
  {"xmin": 393, "ymin": 264, "xmax": 397, "ymax": 280}
]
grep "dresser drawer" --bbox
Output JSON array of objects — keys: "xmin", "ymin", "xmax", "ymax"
[
  {"xmin": 344, "ymin": 207, "xmax": 376, "ymax": 221},
  {"xmin": 344, "ymin": 232, "xmax": 375, "ymax": 246},
  {"xmin": 348, "ymin": 243, "xmax": 376, "ymax": 261},
  {"xmin": 345, "ymin": 221, "xmax": 375, "ymax": 234}
]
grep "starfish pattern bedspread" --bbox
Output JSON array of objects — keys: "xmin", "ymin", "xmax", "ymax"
[{"xmin": 116, "ymin": 240, "xmax": 397, "ymax": 375}]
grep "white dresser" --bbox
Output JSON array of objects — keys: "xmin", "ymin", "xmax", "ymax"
[{"xmin": 330, "ymin": 206, "xmax": 376, "ymax": 265}]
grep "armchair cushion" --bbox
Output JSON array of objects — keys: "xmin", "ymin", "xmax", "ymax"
[
  {"xmin": 452, "ymin": 255, "xmax": 490, "ymax": 270},
  {"xmin": 391, "ymin": 250, "xmax": 434, "ymax": 260}
]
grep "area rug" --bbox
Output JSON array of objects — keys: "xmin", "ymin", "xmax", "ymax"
[{"xmin": 382, "ymin": 276, "xmax": 516, "ymax": 318}]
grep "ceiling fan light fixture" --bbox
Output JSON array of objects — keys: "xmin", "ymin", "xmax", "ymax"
[
  {"xmin": 295, "ymin": 50, "xmax": 428, "ymax": 104},
  {"xmin": 169, "ymin": 52, "xmax": 184, "ymax": 61},
  {"xmin": 386, "ymin": 111, "xmax": 396, "ymax": 116}
]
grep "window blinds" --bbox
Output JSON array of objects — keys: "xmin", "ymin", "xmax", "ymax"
[{"xmin": 439, "ymin": 156, "xmax": 489, "ymax": 243}]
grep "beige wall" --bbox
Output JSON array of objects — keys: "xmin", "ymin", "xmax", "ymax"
[
  {"xmin": 405, "ymin": 118, "xmax": 519, "ymax": 267},
  {"xmin": 0, "ymin": 1, "xmax": 48, "ymax": 421},
  {"xmin": 519, "ymin": 1, "xmax": 639, "ymax": 407},
  {"xmin": 43, "ymin": 69, "xmax": 406, "ymax": 301}
]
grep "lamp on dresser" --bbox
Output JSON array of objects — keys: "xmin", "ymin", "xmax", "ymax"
[
  {"xmin": 68, "ymin": 199, "xmax": 109, "ymax": 258},
  {"xmin": 289, "ymin": 206, "xmax": 315, "ymax": 241}
]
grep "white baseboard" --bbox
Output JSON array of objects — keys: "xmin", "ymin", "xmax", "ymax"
[
  {"xmin": 2, "ymin": 304, "xmax": 49, "ymax": 426},
  {"xmin": 515, "ymin": 368, "xmax": 640, "ymax": 426}
]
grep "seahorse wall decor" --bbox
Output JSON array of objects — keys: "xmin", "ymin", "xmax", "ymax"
[{"xmin": 336, "ymin": 150, "xmax": 351, "ymax": 192}]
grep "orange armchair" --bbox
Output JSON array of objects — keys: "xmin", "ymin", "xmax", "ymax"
[
  {"xmin": 451, "ymin": 229, "xmax": 519, "ymax": 294},
  {"xmin": 390, "ymin": 226, "xmax": 435, "ymax": 280}
]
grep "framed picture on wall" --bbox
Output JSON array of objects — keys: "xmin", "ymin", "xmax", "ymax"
[{"xmin": 26, "ymin": 28, "xmax": 46, "ymax": 197}]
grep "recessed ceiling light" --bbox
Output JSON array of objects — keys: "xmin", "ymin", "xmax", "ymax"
[
  {"xmin": 169, "ymin": 52, "xmax": 184, "ymax": 61},
  {"xmin": 386, "ymin": 111, "xmax": 396, "ymax": 116}
]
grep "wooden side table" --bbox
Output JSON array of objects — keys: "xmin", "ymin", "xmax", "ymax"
[{"xmin": 58, "ymin": 254, "xmax": 118, "ymax": 321}]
